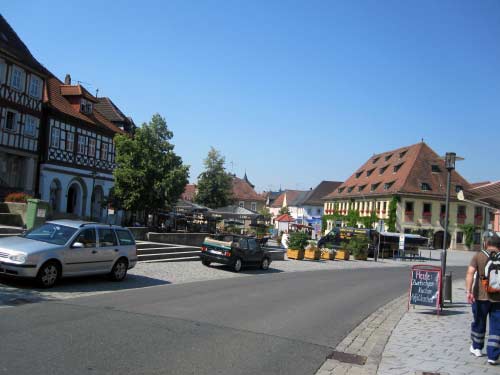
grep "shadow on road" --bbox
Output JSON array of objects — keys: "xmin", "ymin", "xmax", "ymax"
[
  {"xmin": 0, "ymin": 274, "xmax": 170, "ymax": 307},
  {"xmin": 208, "ymin": 264, "xmax": 284, "ymax": 275}
]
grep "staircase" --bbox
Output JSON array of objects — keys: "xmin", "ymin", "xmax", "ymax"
[
  {"xmin": 136, "ymin": 241, "xmax": 201, "ymax": 262},
  {"xmin": 0, "ymin": 203, "xmax": 23, "ymax": 227},
  {"xmin": 0, "ymin": 225, "xmax": 24, "ymax": 238}
]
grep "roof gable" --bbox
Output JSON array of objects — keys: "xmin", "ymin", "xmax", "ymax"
[{"xmin": 232, "ymin": 177, "xmax": 265, "ymax": 202}]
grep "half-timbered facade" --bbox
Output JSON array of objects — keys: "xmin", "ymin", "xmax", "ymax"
[
  {"xmin": 39, "ymin": 74, "xmax": 125, "ymax": 220},
  {"xmin": 0, "ymin": 15, "xmax": 47, "ymax": 197}
]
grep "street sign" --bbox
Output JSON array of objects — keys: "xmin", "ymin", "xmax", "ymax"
[{"xmin": 399, "ymin": 233, "xmax": 405, "ymax": 250}]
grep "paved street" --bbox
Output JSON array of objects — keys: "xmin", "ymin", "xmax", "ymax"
[{"xmin": 1, "ymin": 267, "xmax": 416, "ymax": 375}]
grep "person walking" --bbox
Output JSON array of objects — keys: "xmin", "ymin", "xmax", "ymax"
[{"xmin": 465, "ymin": 234, "xmax": 500, "ymax": 365}]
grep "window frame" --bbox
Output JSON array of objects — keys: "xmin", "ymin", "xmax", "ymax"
[
  {"xmin": 115, "ymin": 229, "xmax": 136, "ymax": 246},
  {"xmin": 28, "ymin": 74, "xmax": 42, "ymax": 99},
  {"xmin": 98, "ymin": 228, "xmax": 118, "ymax": 247},
  {"xmin": 24, "ymin": 115, "xmax": 38, "ymax": 137},
  {"xmin": 4, "ymin": 110, "xmax": 18, "ymax": 132},
  {"xmin": 10, "ymin": 65, "xmax": 24, "ymax": 91},
  {"xmin": 73, "ymin": 228, "xmax": 97, "ymax": 248},
  {"xmin": 50, "ymin": 127, "xmax": 60, "ymax": 148}
]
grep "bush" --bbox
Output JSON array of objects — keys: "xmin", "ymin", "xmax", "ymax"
[
  {"xmin": 287, "ymin": 231, "xmax": 309, "ymax": 250},
  {"xmin": 4, "ymin": 192, "xmax": 32, "ymax": 203},
  {"xmin": 345, "ymin": 236, "xmax": 369, "ymax": 257}
]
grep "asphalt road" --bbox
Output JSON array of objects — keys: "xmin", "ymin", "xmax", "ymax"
[{"xmin": 0, "ymin": 266, "xmax": 465, "ymax": 375}]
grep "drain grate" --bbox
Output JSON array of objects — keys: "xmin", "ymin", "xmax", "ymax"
[{"xmin": 327, "ymin": 351, "xmax": 367, "ymax": 365}]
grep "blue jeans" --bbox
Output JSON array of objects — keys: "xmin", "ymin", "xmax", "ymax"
[{"xmin": 471, "ymin": 300, "xmax": 500, "ymax": 360}]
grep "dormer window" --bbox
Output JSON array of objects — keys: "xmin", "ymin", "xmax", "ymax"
[
  {"xmin": 421, "ymin": 182, "xmax": 431, "ymax": 191},
  {"xmin": 393, "ymin": 162, "xmax": 403, "ymax": 173},
  {"xmin": 358, "ymin": 184, "xmax": 366, "ymax": 192},
  {"xmin": 366, "ymin": 168, "xmax": 375, "ymax": 177},
  {"xmin": 355, "ymin": 170, "xmax": 364, "ymax": 178},
  {"xmin": 384, "ymin": 181, "xmax": 395, "ymax": 190},
  {"xmin": 379, "ymin": 165, "xmax": 388, "ymax": 175},
  {"xmin": 372, "ymin": 157, "xmax": 380, "ymax": 164},
  {"xmin": 455, "ymin": 185, "xmax": 463, "ymax": 193},
  {"xmin": 347, "ymin": 186, "xmax": 355, "ymax": 193},
  {"xmin": 338, "ymin": 187, "xmax": 345, "ymax": 194},
  {"xmin": 399, "ymin": 150, "xmax": 407, "ymax": 158},
  {"xmin": 371, "ymin": 183, "xmax": 380, "ymax": 192},
  {"xmin": 384, "ymin": 154, "xmax": 393, "ymax": 161},
  {"xmin": 431, "ymin": 164, "xmax": 441, "ymax": 173},
  {"xmin": 80, "ymin": 98, "xmax": 93, "ymax": 114}
]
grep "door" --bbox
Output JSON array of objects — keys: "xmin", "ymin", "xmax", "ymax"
[
  {"xmin": 97, "ymin": 228, "xmax": 120, "ymax": 271},
  {"xmin": 247, "ymin": 238, "xmax": 262, "ymax": 264},
  {"xmin": 63, "ymin": 228, "xmax": 98, "ymax": 275}
]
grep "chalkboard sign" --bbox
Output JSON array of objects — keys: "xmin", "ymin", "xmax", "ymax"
[{"xmin": 408, "ymin": 265, "xmax": 442, "ymax": 313}]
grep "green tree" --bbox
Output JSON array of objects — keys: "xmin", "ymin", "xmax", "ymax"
[
  {"xmin": 195, "ymin": 147, "xmax": 233, "ymax": 208},
  {"xmin": 361, "ymin": 210, "xmax": 379, "ymax": 229},
  {"xmin": 258, "ymin": 207, "xmax": 272, "ymax": 221},
  {"xmin": 387, "ymin": 196, "xmax": 399, "ymax": 232},
  {"xmin": 279, "ymin": 206, "xmax": 291, "ymax": 215},
  {"xmin": 459, "ymin": 224, "xmax": 476, "ymax": 249},
  {"xmin": 113, "ymin": 114, "xmax": 189, "ymax": 221},
  {"xmin": 346, "ymin": 210, "xmax": 361, "ymax": 227}
]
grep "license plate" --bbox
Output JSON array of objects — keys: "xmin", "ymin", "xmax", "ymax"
[{"xmin": 209, "ymin": 249, "xmax": 223, "ymax": 255}]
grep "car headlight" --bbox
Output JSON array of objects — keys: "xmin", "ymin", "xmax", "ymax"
[{"xmin": 9, "ymin": 253, "xmax": 27, "ymax": 263}]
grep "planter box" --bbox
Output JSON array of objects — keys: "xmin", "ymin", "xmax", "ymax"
[
  {"xmin": 321, "ymin": 251, "xmax": 336, "ymax": 260},
  {"xmin": 354, "ymin": 254, "xmax": 368, "ymax": 261},
  {"xmin": 287, "ymin": 248, "xmax": 305, "ymax": 260},
  {"xmin": 335, "ymin": 249, "xmax": 350, "ymax": 260},
  {"xmin": 304, "ymin": 249, "xmax": 320, "ymax": 260}
]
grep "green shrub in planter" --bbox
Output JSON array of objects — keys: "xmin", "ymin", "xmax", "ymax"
[
  {"xmin": 345, "ymin": 236, "xmax": 369, "ymax": 258},
  {"xmin": 287, "ymin": 231, "xmax": 309, "ymax": 250}
]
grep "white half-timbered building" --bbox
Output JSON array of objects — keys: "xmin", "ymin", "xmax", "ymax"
[
  {"xmin": 0, "ymin": 15, "xmax": 47, "ymax": 197},
  {"xmin": 40, "ymin": 74, "xmax": 125, "ymax": 220}
]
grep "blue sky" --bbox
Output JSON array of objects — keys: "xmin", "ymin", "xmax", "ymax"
[{"xmin": 4, "ymin": 1, "xmax": 500, "ymax": 192}]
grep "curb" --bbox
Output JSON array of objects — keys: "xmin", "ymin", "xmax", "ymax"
[{"xmin": 315, "ymin": 294, "xmax": 408, "ymax": 375}]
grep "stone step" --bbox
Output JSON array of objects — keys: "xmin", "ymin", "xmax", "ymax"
[
  {"xmin": 0, "ymin": 213, "xmax": 23, "ymax": 227},
  {"xmin": 137, "ymin": 246, "xmax": 200, "ymax": 255},
  {"xmin": 140, "ymin": 256, "xmax": 200, "ymax": 263},
  {"xmin": 137, "ymin": 250, "xmax": 201, "ymax": 262}
]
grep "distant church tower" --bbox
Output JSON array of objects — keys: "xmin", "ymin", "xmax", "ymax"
[{"xmin": 243, "ymin": 171, "xmax": 255, "ymax": 189}]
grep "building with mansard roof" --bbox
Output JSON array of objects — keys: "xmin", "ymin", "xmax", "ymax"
[
  {"xmin": 323, "ymin": 142, "xmax": 487, "ymax": 250},
  {"xmin": 0, "ymin": 15, "xmax": 48, "ymax": 198}
]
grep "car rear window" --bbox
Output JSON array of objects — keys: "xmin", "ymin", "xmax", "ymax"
[{"xmin": 116, "ymin": 229, "xmax": 135, "ymax": 246}]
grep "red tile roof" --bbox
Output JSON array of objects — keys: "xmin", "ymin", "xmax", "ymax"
[
  {"xmin": 324, "ymin": 142, "xmax": 470, "ymax": 200},
  {"xmin": 60, "ymin": 84, "xmax": 97, "ymax": 102},
  {"xmin": 232, "ymin": 177, "xmax": 265, "ymax": 201},
  {"xmin": 271, "ymin": 190, "xmax": 306, "ymax": 208},
  {"xmin": 276, "ymin": 214, "xmax": 295, "ymax": 222},
  {"xmin": 44, "ymin": 75, "xmax": 125, "ymax": 135}
]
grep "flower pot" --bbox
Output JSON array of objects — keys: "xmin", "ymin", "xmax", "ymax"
[
  {"xmin": 304, "ymin": 249, "xmax": 320, "ymax": 260},
  {"xmin": 287, "ymin": 248, "xmax": 305, "ymax": 260},
  {"xmin": 335, "ymin": 249, "xmax": 350, "ymax": 260},
  {"xmin": 321, "ymin": 251, "xmax": 336, "ymax": 260}
]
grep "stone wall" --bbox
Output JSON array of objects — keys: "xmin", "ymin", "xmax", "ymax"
[
  {"xmin": 127, "ymin": 227, "xmax": 149, "ymax": 241},
  {"xmin": 147, "ymin": 232, "xmax": 209, "ymax": 247}
]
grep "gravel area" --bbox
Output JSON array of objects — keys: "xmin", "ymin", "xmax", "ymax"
[{"xmin": 0, "ymin": 249, "xmax": 473, "ymax": 308}]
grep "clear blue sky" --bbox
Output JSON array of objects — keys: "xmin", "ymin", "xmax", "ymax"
[{"xmin": 4, "ymin": 1, "xmax": 500, "ymax": 192}]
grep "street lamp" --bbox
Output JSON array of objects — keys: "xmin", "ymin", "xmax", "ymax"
[
  {"xmin": 90, "ymin": 170, "xmax": 97, "ymax": 220},
  {"xmin": 441, "ymin": 152, "xmax": 463, "ymax": 307}
]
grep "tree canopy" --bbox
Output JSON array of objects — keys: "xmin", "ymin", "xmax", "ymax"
[
  {"xmin": 113, "ymin": 114, "xmax": 189, "ymax": 218},
  {"xmin": 195, "ymin": 147, "xmax": 233, "ymax": 209}
]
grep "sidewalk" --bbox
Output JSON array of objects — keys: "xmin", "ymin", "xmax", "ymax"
[{"xmin": 378, "ymin": 279, "xmax": 498, "ymax": 374}]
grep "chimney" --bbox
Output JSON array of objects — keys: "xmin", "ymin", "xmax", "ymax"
[{"xmin": 64, "ymin": 74, "xmax": 71, "ymax": 85}]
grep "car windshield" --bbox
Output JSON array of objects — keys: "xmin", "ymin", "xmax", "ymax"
[{"xmin": 23, "ymin": 223, "xmax": 78, "ymax": 245}]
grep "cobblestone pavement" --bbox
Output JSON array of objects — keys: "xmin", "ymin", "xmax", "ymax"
[{"xmin": 378, "ymin": 279, "xmax": 498, "ymax": 375}]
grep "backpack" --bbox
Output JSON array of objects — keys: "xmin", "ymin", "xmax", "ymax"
[{"xmin": 480, "ymin": 250, "xmax": 500, "ymax": 293}]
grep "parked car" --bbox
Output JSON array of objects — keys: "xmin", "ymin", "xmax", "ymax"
[
  {"xmin": 0, "ymin": 220, "xmax": 138, "ymax": 288},
  {"xmin": 200, "ymin": 234, "xmax": 272, "ymax": 272}
]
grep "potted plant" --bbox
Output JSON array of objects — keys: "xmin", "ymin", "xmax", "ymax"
[
  {"xmin": 287, "ymin": 231, "xmax": 308, "ymax": 260},
  {"xmin": 320, "ymin": 243, "xmax": 336, "ymax": 260},
  {"xmin": 335, "ymin": 241, "xmax": 351, "ymax": 260},
  {"xmin": 346, "ymin": 236, "xmax": 369, "ymax": 260},
  {"xmin": 304, "ymin": 241, "xmax": 321, "ymax": 260}
]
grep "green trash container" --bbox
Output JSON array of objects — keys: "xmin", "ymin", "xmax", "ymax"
[{"xmin": 25, "ymin": 199, "xmax": 49, "ymax": 230}]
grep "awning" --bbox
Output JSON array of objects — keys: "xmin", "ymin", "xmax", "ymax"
[{"xmin": 462, "ymin": 181, "xmax": 500, "ymax": 209}]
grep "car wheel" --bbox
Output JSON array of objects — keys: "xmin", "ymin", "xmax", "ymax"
[
  {"xmin": 202, "ymin": 259, "xmax": 211, "ymax": 266},
  {"xmin": 36, "ymin": 261, "xmax": 60, "ymax": 288},
  {"xmin": 261, "ymin": 257, "xmax": 270, "ymax": 270},
  {"xmin": 233, "ymin": 258, "xmax": 242, "ymax": 272},
  {"xmin": 109, "ymin": 258, "xmax": 128, "ymax": 281}
]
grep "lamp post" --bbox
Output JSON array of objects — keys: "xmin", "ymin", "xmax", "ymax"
[
  {"xmin": 441, "ymin": 152, "xmax": 463, "ymax": 307},
  {"xmin": 90, "ymin": 170, "xmax": 97, "ymax": 220}
]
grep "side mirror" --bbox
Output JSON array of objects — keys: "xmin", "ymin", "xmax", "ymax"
[{"xmin": 72, "ymin": 242, "xmax": 85, "ymax": 249}]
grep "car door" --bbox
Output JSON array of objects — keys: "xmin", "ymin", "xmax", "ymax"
[
  {"xmin": 96, "ymin": 228, "xmax": 120, "ymax": 272},
  {"xmin": 247, "ymin": 238, "xmax": 262, "ymax": 264},
  {"xmin": 63, "ymin": 228, "xmax": 98, "ymax": 275},
  {"xmin": 237, "ymin": 238, "xmax": 250, "ymax": 262}
]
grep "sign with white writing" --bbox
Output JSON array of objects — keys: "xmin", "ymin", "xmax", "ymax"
[
  {"xmin": 36, "ymin": 208, "xmax": 46, "ymax": 218},
  {"xmin": 399, "ymin": 233, "xmax": 405, "ymax": 250},
  {"xmin": 409, "ymin": 265, "xmax": 441, "ymax": 313}
]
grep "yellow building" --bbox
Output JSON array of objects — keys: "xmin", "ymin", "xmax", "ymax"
[{"xmin": 323, "ymin": 142, "xmax": 489, "ymax": 250}]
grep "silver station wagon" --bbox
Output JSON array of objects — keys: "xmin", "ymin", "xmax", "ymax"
[{"xmin": 0, "ymin": 220, "xmax": 138, "ymax": 288}]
